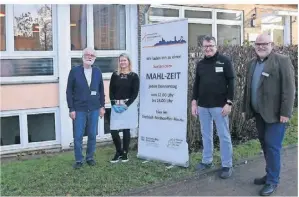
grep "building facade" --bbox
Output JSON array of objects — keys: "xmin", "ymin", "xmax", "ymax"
[
  {"xmin": 145, "ymin": 4, "xmax": 298, "ymax": 46},
  {"xmin": 0, "ymin": 4, "xmax": 297, "ymax": 155},
  {"xmin": 0, "ymin": 4, "xmax": 138, "ymax": 154}
]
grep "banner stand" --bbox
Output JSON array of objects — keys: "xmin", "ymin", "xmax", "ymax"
[{"xmin": 138, "ymin": 19, "xmax": 189, "ymax": 168}]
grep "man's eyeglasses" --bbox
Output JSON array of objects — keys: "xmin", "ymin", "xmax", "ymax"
[
  {"xmin": 203, "ymin": 45, "xmax": 215, "ymax": 49},
  {"xmin": 254, "ymin": 42, "xmax": 272, "ymax": 47},
  {"xmin": 83, "ymin": 54, "xmax": 96, "ymax": 58}
]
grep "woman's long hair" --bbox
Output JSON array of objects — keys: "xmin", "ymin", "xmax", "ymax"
[{"xmin": 117, "ymin": 53, "xmax": 133, "ymax": 75}]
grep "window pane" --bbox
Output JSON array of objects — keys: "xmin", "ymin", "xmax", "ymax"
[
  {"xmin": 217, "ymin": 12, "xmax": 242, "ymax": 21},
  {"xmin": 93, "ymin": 5, "xmax": 126, "ymax": 50},
  {"xmin": 217, "ymin": 24, "xmax": 241, "ymax": 45},
  {"xmin": 0, "ymin": 4, "xmax": 6, "ymax": 51},
  {"xmin": 27, "ymin": 113, "xmax": 56, "ymax": 142},
  {"xmin": 14, "ymin": 4, "xmax": 53, "ymax": 51},
  {"xmin": 185, "ymin": 10, "xmax": 212, "ymax": 19},
  {"xmin": 291, "ymin": 16, "xmax": 297, "ymax": 45},
  {"xmin": 0, "ymin": 58, "xmax": 54, "ymax": 77},
  {"xmin": 188, "ymin": 23, "xmax": 212, "ymax": 48},
  {"xmin": 104, "ymin": 108, "xmax": 111, "ymax": 134},
  {"xmin": 1, "ymin": 116, "xmax": 20, "ymax": 146},
  {"xmin": 71, "ymin": 57, "xmax": 118, "ymax": 73},
  {"xmin": 70, "ymin": 5, "xmax": 87, "ymax": 50},
  {"xmin": 273, "ymin": 29, "xmax": 284, "ymax": 46},
  {"xmin": 149, "ymin": 7, "xmax": 179, "ymax": 17}
]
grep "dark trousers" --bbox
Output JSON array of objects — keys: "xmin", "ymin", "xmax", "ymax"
[
  {"xmin": 255, "ymin": 113, "xmax": 286, "ymax": 185},
  {"xmin": 111, "ymin": 129, "xmax": 131, "ymax": 154}
]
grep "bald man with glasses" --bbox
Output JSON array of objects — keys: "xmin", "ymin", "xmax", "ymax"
[{"xmin": 242, "ymin": 34, "xmax": 295, "ymax": 196}]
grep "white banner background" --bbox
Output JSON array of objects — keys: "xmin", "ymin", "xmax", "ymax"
[{"xmin": 138, "ymin": 19, "xmax": 189, "ymax": 167}]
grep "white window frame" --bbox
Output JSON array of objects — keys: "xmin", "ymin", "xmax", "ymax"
[
  {"xmin": 148, "ymin": 5, "xmax": 244, "ymax": 45},
  {"xmin": 0, "ymin": 4, "xmax": 59, "ymax": 84},
  {"xmin": 68, "ymin": 4, "xmax": 132, "ymax": 80},
  {"xmin": 261, "ymin": 12, "xmax": 295, "ymax": 45},
  {"xmin": 0, "ymin": 107, "xmax": 61, "ymax": 153}
]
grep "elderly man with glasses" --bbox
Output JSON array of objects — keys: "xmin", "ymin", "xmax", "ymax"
[
  {"xmin": 66, "ymin": 47, "xmax": 105, "ymax": 169},
  {"xmin": 242, "ymin": 34, "xmax": 295, "ymax": 196},
  {"xmin": 191, "ymin": 35, "xmax": 235, "ymax": 179}
]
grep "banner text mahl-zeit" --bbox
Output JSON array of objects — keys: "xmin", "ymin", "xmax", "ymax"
[{"xmin": 146, "ymin": 72, "xmax": 181, "ymax": 80}]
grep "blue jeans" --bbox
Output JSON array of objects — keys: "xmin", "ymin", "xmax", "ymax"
[
  {"xmin": 255, "ymin": 113, "xmax": 286, "ymax": 185},
  {"xmin": 198, "ymin": 107, "xmax": 233, "ymax": 167},
  {"xmin": 73, "ymin": 110, "xmax": 99, "ymax": 163}
]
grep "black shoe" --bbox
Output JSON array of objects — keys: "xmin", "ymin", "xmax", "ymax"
[
  {"xmin": 110, "ymin": 152, "xmax": 122, "ymax": 163},
  {"xmin": 195, "ymin": 162, "xmax": 214, "ymax": 171},
  {"xmin": 121, "ymin": 152, "xmax": 129, "ymax": 162},
  {"xmin": 86, "ymin": 159, "xmax": 96, "ymax": 166},
  {"xmin": 219, "ymin": 167, "xmax": 233, "ymax": 179},
  {"xmin": 73, "ymin": 162, "xmax": 83, "ymax": 169},
  {"xmin": 259, "ymin": 184, "xmax": 277, "ymax": 196},
  {"xmin": 254, "ymin": 176, "xmax": 267, "ymax": 185}
]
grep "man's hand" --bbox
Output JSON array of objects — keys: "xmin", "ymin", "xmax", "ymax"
[
  {"xmin": 69, "ymin": 111, "xmax": 76, "ymax": 120},
  {"xmin": 222, "ymin": 104, "xmax": 232, "ymax": 116},
  {"xmin": 191, "ymin": 100, "xmax": 198, "ymax": 117},
  {"xmin": 280, "ymin": 116, "xmax": 289, "ymax": 123},
  {"xmin": 100, "ymin": 107, "xmax": 105, "ymax": 118}
]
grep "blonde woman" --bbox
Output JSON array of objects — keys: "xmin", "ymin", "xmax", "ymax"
[{"xmin": 109, "ymin": 53, "xmax": 140, "ymax": 163}]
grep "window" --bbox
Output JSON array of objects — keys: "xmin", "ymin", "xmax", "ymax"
[
  {"xmin": 93, "ymin": 5, "xmax": 126, "ymax": 50},
  {"xmin": 0, "ymin": 108, "xmax": 59, "ymax": 148},
  {"xmin": 0, "ymin": 4, "xmax": 6, "ymax": 51},
  {"xmin": 13, "ymin": 5, "xmax": 53, "ymax": 51},
  {"xmin": 217, "ymin": 12, "xmax": 242, "ymax": 21},
  {"xmin": 185, "ymin": 10, "xmax": 212, "ymax": 19},
  {"xmin": 69, "ymin": 4, "xmax": 130, "ymax": 76},
  {"xmin": 70, "ymin": 5, "xmax": 87, "ymax": 50},
  {"xmin": 0, "ymin": 116, "xmax": 20, "ymax": 146},
  {"xmin": 27, "ymin": 113, "xmax": 56, "ymax": 142},
  {"xmin": 217, "ymin": 24, "xmax": 241, "ymax": 45},
  {"xmin": 71, "ymin": 57, "xmax": 118, "ymax": 73},
  {"xmin": 148, "ymin": 5, "xmax": 243, "ymax": 46},
  {"xmin": 0, "ymin": 58, "xmax": 53, "ymax": 77},
  {"xmin": 0, "ymin": 4, "xmax": 57, "ymax": 83},
  {"xmin": 188, "ymin": 24, "xmax": 212, "ymax": 48},
  {"xmin": 149, "ymin": 7, "xmax": 179, "ymax": 17}
]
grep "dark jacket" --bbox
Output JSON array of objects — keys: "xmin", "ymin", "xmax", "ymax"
[
  {"xmin": 192, "ymin": 52, "xmax": 235, "ymax": 107},
  {"xmin": 242, "ymin": 52, "xmax": 295, "ymax": 123},
  {"xmin": 66, "ymin": 65, "xmax": 105, "ymax": 112}
]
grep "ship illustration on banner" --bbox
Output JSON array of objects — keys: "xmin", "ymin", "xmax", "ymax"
[{"xmin": 143, "ymin": 36, "xmax": 187, "ymax": 48}]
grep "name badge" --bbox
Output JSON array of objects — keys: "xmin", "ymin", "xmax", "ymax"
[
  {"xmin": 262, "ymin": 72, "xmax": 269, "ymax": 77},
  {"xmin": 91, "ymin": 91, "xmax": 97, "ymax": 96},
  {"xmin": 215, "ymin": 67, "xmax": 223, "ymax": 72}
]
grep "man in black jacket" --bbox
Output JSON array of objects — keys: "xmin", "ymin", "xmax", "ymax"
[{"xmin": 191, "ymin": 36, "xmax": 235, "ymax": 179}]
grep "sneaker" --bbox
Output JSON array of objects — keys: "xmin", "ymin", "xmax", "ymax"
[
  {"xmin": 195, "ymin": 162, "xmax": 214, "ymax": 171},
  {"xmin": 86, "ymin": 159, "xmax": 96, "ymax": 166},
  {"xmin": 73, "ymin": 162, "xmax": 83, "ymax": 169},
  {"xmin": 110, "ymin": 152, "xmax": 122, "ymax": 163},
  {"xmin": 121, "ymin": 152, "xmax": 129, "ymax": 162},
  {"xmin": 219, "ymin": 167, "xmax": 233, "ymax": 179}
]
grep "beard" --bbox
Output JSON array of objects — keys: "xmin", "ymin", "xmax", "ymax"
[{"xmin": 83, "ymin": 58, "xmax": 95, "ymax": 66}]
